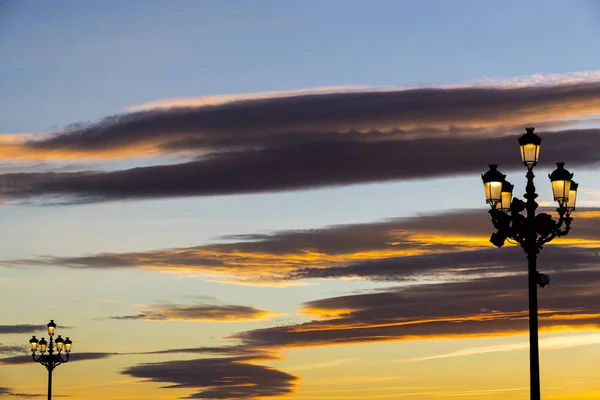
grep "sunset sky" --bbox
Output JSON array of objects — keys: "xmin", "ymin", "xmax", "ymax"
[{"xmin": 1, "ymin": 1, "xmax": 600, "ymax": 399}]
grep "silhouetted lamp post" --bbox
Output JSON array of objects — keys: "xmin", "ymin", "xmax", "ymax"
[
  {"xmin": 481, "ymin": 127, "xmax": 578, "ymax": 400},
  {"xmin": 29, "ymin": 320, "xmax": 72, "ymax": 400}
]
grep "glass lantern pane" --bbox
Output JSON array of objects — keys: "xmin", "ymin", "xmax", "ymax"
[
  {"xmin": 562, "ymin": 180, "xmax": 571, "ymax": 199},
  {"xmin": 500, "ymin": 192, "xmax": 512, "ymax": 210},
  {"xmin": 520, "ymin": 144, "xmax": 539, "ymax": 165},
  {"xmin": 552, "ymin": 180, "xmax": 571, "ymax": 203},
  {"xmin": 567, "ymin": 189, "xmax": 577, "ymax": 210},
  {"xmin": 484, "ymin": 181, "xmax": 502, "ymax": 203}
]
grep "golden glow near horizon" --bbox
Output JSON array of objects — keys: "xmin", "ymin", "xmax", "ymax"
[{"xmin": 4, "ymin": 207, "xmax": 600, "ymax": 399}]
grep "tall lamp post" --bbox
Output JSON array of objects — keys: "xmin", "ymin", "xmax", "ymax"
[
  {"xmin": 29, "ymin": 320, "xmax": 73, "ymax": 400},
  {"xmin": 481, "ymin": 127, "xmax": 578, "ymax": 400}
]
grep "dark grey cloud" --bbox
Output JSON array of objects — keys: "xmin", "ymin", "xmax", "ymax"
[
  {"xmin": 110, "ymin": 303, "xmax": 276, "ymax": 322},
  {"xmin": 0, "ymin": 352, "xmax": 115, "ymax": 365},
  {"xmin": 235, "ymin": 266, "xmax": 600, "ymax": 349},
  {"xmin": 121, "ymin": 356, "xmax": 298, "ymax": 399},
  {"xmin": 289, "ymin": 245, "xmax": 600, "ymax": 281},
  {"xmin": 3, "ymin": 128, "xmax": 600, "ymax": 204},
  {"xmin": 0, "ymin": 344, "xmax": 26, "ymax": 355},
  {"xmin": 24, "ymin": 82, "xmax": 600, "ymax": 153},
  {"xmin": 3, "ymin": 81, "xmax": 599, "ymax": 204},
  {"xmin": 10, "ymin": 208, "xmax": 600, "ymax": 285},
  {"xmin": 4, "ymin": 208, "xmax": 486, "ymax": 279},
  {"xmin": 0, "ymin": 387, "xmax": 42, "ymax": 398},
  {"xmin": 0, "ymin": 325, "xmax": 45, "ymax": 335}
]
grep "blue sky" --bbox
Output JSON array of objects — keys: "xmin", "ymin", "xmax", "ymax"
[{"xmin": 2, "ymin": 0, "xmax": 600, "ymax": 133}]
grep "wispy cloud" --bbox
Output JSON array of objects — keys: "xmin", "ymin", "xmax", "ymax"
[
  {"xmin": 125, "ymin": 85, "xmax": 367, "ymax": 112},
  {"xmin": 0, "ymin": 352, "xmax": 115, "ymax": 365},
  {"xmin": 0, "ymin": 387, "xmax": 42, "ymax": 398},
  {"xmin": 110, "ymin": 303, "xmax": 281, "ymax": 322},
  {"xmin": 286, "ymin": 357, "xmax": 356, "ymax": 371},
  {"xmin": 401, "ymin": 332, "xmax": 600, "ymax": 362},
  {"xmin": 125, "ymin": 69, "xmax": 600, "ymax": 112},
  {"xmin": 0, "ymin": 344, "xmax": 26, "ymax": 355},
  {"xmin": 0, "ymin": 325, "xmax": 45, "ymax": 335},
  {"xmin": 472, "ymin": 69, "xmax": 600, "ymax": 87}
]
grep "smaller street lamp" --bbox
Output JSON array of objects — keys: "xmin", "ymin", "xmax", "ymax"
[{"xmin": 29, "ymin": 320, "xmax": 72, "ymax": 400}]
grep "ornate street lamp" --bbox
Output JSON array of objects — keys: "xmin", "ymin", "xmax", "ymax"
[
  {"xmin": 29, "ymin": 320, "xmax": 72, "ymax": 400},
  {"xmin": 481, "ymin": 127, "xmax": 577, "ymax": 400}
]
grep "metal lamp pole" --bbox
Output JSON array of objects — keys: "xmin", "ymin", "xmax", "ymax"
[
  {"xmin": 29, "ymin": 320, "xmax": 73, "ymax": 400},
  {"xmin": 481, "ymin": 127, "xmax": 578, "ymax": 400}
]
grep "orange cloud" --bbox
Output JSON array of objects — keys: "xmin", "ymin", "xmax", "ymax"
[
  {"xmin": 110, "ymin": 303, "xmax": 281, "ymax": 323},
  {"xmin": 3, "ymin": 80, "xmax": 600, "ymax": 165},
  {"xmin": 11, "ymin": 207, "xmax": 600, "ymax": 284},
  {"xmin": 232, "ymin": 266, "xmax": 600, "ymax": 350}
]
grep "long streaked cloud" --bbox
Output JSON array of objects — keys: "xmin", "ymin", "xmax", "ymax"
[
  {"xmin": 402, "ymin": 332, "xmax": 600, "ymax": 363},
  {"xmin": 0, "ymin": 344, "xmax": 26, "ymax": 355},
  {"xmin": 234, "ymin": 267, "xmax": 600, "ymax": 349},
  {"xmin": 125, "ymin": 85, "xmax": 367, "ymax": 112},
  {"xmin": 288, "ymin": 244, "xmax": 600, "ymax": 282},
  {"xmin": 0, "ymin": 128, "xmax": 597, "ymax": 205},
  {"xmin": 121, "ymin": 355, "xmax": 298, "ymax": 399},
  {"xmin": 30, "ymin": 207, "xmax": 593, "ymax": 351},
  {"xmin": 19, "ymin": 81, "xmax": 600, "ymax": 156},
  {"xmin": 0, "ymin": 352, "xmax": 115, "ymax": 365},
  {"xmin": 110, "ymin": 303, "xmax": 279, "ymax": 322},
  {"xmin": 142, "ymin": 344, "xmax": 262, "ymax": 357},
  {"xmin": 9, "ymin": 208, "xmax": 600, "ymax": 284},
  {"xmin": 0, "ymin": 325, "xmax": 45, "ymax": 335},
  {"xmin": 126, "ymin": 70, "xmax": 600, "ymax": 112},
  {"xmin": 0, "ymin": 78, "xmax": 598, "ymax": 203},
  {"xmin": 0, "ymin": 387, "xmax": 42, "ymax": 398}
]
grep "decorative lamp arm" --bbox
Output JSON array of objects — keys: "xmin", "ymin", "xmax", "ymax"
[
  {"xmin": 57, "ymin": 353, "xmax": 70, "ymax": 364},
  {"xmin": 556, "ymin": 216, "xmax": 572, "ymax": 237}
]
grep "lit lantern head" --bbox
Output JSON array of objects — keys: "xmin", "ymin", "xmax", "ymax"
[
  {"xmin": 55, "ymin": 335, "xmax": 64, "ymax": 352},
  {"xmin": 47, "ymin": 320, "xmax": 56, "ymax": 336},
  {"xmin": 519, "ymin": 127, "xmax": 542, "ymax": 169},
  {"xmin": 63, "ymin": 337, "xmax": 72, "ymax": 354},
  {"xmin": 38, "ymin": 338, "xmax": 48, "ymax": 353},
  {"xmin": 566, "ymin": 181, "xmax": 578, "ymax": 215},
  {"xmin": 549, "ymin": 162, "xmax": 574, "ymax": 208},
  {"xmin": 29, "ymin": 336, "xmax": 39, "ymax": 353},
  {"xmin": 482, "ymin": 164, "xmax": 506, "ymax": 208}
]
